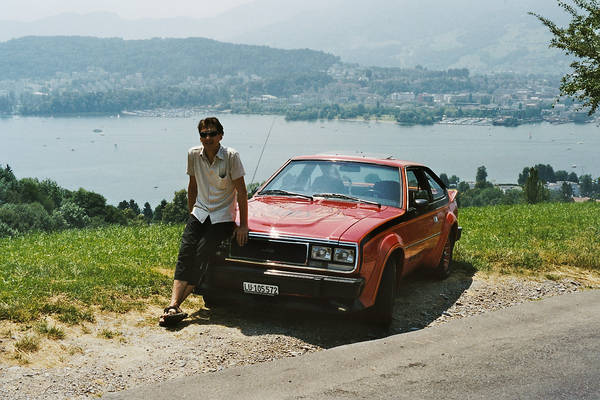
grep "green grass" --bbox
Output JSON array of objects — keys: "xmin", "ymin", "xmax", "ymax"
[
  {"xmin": 0, "ymin": 224, "xmax": 181, "ymax": 323},
  {"xmin": 98, "ymin": 329, "xmax": 123, "ymax": 339},
  {"xmin": 36, "ymin": 320, "xmax": 66, "ymax": 340},
  {"xmin": 0, "ymin": 203, "xmax": 598, "ymax": 325},
  {"xmin": 454, "ymin": 202, "xmax": 600, "ymax": 274},
  {"xmin": 14, "ymin": 335, "xmax": 40, "ymax": 353}
]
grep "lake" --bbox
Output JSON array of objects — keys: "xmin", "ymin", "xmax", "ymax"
[{"xmin": 1, "ymin": 114, "xmax": 599, "ymax": 206}]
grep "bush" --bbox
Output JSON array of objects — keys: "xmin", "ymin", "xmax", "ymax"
[
  {"xmin": 70, "ymin": 188, "xmax": 107, "ymax": 218},
  {"xmin": 0, "ymin": 202, "xmax": 56, "ymax": 234},
  {"xmin": 0, "ymin": 221, "xmax": 17, "ymax": 237},
  {"xmin": 57, "ymin": 201, "xmax": 90, "ymax": 228}
]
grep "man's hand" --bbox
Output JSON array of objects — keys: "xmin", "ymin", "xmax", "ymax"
[{"xmin": 233, "ymin": 224, "xmax": 249, "ymax": 246}]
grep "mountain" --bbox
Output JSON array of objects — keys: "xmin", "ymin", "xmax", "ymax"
[
  {"xmin": 0, "ymin": 36, "xmax": 338, "ymax": 80},
  {"xmin": 0, "ymin": 0, "xmax": 573, "ymax": 74},
  {"xmin": 216, "ymin": 0, "xmax": 572, "ymax": 74}
]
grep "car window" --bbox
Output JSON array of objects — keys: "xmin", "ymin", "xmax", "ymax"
[
  {"xmin": 260, "ymin": 160, "xmax": 402, "ymax": 207},
  {"xmin": 406, "ymin": 168, "xmax": 430, "ymax": 207},
  {"xmin": 424, "ymin": 170, "xmax": 447, "ymax": 201}
]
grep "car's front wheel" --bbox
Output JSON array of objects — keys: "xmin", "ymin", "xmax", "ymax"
[{"xmin": 369, "ymin": 258, "xmax": 397, "ymax": 327}]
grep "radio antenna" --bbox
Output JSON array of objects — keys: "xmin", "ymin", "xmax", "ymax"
[{"xmin": 250, "ymin": 117, "xmax": 276, "ymax": 185}]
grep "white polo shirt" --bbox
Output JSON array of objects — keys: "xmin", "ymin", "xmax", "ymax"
[{"xmin": 187, "ymin": 145, "xmax": 245, "ymax": 224}]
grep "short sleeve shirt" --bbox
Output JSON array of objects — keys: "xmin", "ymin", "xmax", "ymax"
[{"xmin": 187, "ymin": 145, "xmax": 245, "ymax": 224}]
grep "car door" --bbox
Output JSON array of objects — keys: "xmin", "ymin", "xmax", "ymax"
[
  {"xmin": 400, "ymin": 167, "xmax": 439, "ymax": 271},
  {"xmin": 421, "ymin": 168, "xmax": 449, "ymax": 256}
]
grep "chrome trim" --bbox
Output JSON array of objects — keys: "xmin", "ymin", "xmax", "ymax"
[
  {"xmin": 404, "ymin": 232, "xmax": 442, "ymax": 249},
  {"xmin": 247, "ymin": 231, "xmax": 357, "ymax": 247},
  {"xmin": 227, "ymin": 232, "xmax": 359, "ymax": 274}
]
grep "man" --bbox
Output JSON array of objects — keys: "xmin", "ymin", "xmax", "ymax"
[{"xmin": 159, "ymin": 117, "xmax": 248, "ymax": 327}]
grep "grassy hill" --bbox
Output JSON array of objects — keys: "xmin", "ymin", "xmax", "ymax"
[{"xmin": 1, "ymin": 202, "xmax": 598, "ymax": 324}]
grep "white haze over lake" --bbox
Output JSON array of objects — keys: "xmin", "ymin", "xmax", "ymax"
[{"xmin": 1, "ymin": 0, "xmax": 255, "ymax": 21}]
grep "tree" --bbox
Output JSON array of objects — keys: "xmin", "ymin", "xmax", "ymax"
[
  {"xmin": 457, "ymin": 181, "xmax": 470, "ymax": 193},
  {"xmin": 128, "ymin": 199, "xmax": 141, "ymax": 215},
  {"xmin": 162, "ymin": 190, "xmax": 188, "ymax": 224},
  {"xmin": 58, "ymin": 201, "xmax": 90, "ymax": 228},
  {"xmin": 143, "ymin": 202, "xmax": 153, "ymax": 223},
  {"xmin": 523, "ymin": 167, "xmax": 547, "ymax": 204},
  {"xmin": 439, "ymin": 173, "xmax": 450, "ymax": 187},
  {"xmin": 531, "ymin": 1, "xmax": 600, "ymax": 114},
  {"xmin": 559, "ymin": 181, "xmax": 574, "ymax": 202},
  {"xmin": 568, "ymin": 172, "xmax": 579, "ymax": 182},
  {"xmin": 579, "ymin": 174, "xmax": 594, "ymax": 196},
  {"xmin": 534, "ymin": 164, "xmax": 556, "ymax": 183},
  {"xmin": 0, "ymin": 202, "xmax": 58, "ymax": 233},
  {"xmin": 518, "ymin": 167, "xmax": 530, "ymax": 185},
  {"xmin": 153, "ymin": 199, "xmax": 167, "ymax": 222},
  {"xmin": 105, "ymin": 205, "xmax": 128, "ymax": 225},
  {"xmin": 70, "ymin": 188, "xmax": 106, "ymax": 218},
  {"xmin": 555, "ymin": 170, "xmax": 569, "ymax": 181},
  {"xmin": 475, "ymin": 166, "xmax": 489, "ymax": 189}
]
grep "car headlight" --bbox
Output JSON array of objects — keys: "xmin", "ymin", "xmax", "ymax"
[
  {"xmin": 311, "ymin": 245, "xmax": 332, "ymax": 261},
  {"xmin": 333, "ymin": 248, "xmax": 355, "ymax": 264}
]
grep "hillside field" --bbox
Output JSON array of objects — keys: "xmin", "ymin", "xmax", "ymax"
[{"xmin": 0, "ymin": 202, "xmax": 598, "ymax": 324}]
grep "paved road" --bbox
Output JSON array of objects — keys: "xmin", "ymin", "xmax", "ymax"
[{"xmin": 109, "ymin": 290, "xmax": 600, "ymax": 400}]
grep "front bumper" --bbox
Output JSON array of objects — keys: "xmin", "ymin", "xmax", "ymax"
[{"xmin": 196, "ymin": 263, "xmax": 365, "ymax": 309}]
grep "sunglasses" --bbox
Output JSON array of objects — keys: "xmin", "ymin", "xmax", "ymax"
[{"xmin": 200, "ymin": 130, "xmax": 220, "ymax": 138}]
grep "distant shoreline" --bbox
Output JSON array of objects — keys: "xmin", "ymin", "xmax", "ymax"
[{"xmin": 1, "ymin": 109, "xmax": 598, "ymax": 127}]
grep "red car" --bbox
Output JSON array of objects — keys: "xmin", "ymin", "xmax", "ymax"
[{"xmin": 200, "ymin": 154, "xmax": 461, "ymax": 325}]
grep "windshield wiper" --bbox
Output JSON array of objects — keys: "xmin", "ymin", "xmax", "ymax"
[
  {"xmin": 313, "ymin": 193, "xmax": 381, "ymax": 207},
  {"xmin": 259, "ymin": 189, "xmax": 313, "ymax": 200}
]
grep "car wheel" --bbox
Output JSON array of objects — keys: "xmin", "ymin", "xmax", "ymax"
[
  {"xmin": 369, "ymin": 258, "xmax": 397, "ymax": 327},
  {"xmin": 434, "ymin": 233, "xmax": 455, "ymax": 280}
]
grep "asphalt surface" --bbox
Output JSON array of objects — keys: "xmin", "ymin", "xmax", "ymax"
[{"xmin": 108, "ymin": 290, "xmax": 600, "ymax": 400}]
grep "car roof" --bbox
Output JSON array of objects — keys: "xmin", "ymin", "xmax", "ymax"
[{"xmin": 290, "ymin": 153, "xmax": 425, "ymax": 168}]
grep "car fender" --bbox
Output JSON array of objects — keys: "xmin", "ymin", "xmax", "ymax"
[
  {"xmin": 426, "ymin": 211, "xmax": 458, "ymax": 267},
  {"xmin": 359, "ymin": 232, "xmax": 404, "ymax": 308}
]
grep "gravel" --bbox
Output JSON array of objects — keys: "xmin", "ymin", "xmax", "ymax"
[{"xmin": 0, "ymin": 271, "xmax": 594, "ymax": 399}]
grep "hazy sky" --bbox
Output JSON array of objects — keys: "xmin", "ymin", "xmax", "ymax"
[{"xmin": 2, "ymin": 0, "xmax": 256, "ymax": 21}]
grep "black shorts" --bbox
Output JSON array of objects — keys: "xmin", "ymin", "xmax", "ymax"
[{"xmin": 174, "ymin": 215, "xmax": 235, "ymax": 285}]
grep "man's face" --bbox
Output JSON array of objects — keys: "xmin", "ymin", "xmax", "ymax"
[{"xmin": 199, "ymin": 127, "xmax": 223, "ymax": 151}]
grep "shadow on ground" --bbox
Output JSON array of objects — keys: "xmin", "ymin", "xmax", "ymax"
[{"xmin": 173, "ymin": 263, "xmax": 475, "ymax": 349}]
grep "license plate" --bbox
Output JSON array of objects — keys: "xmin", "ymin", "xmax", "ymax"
[{"xmin": 243, "ymin": 282, "xmax": 279, "ymax": 296}]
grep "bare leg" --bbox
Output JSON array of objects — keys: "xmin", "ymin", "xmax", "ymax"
[{"xmin": 168, "ymin": 280, "xmax": 195, "ymax": 308}]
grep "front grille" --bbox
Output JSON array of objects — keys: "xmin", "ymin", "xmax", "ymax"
[{"xmin": 229, "ymin": 238, "xmax": 308, "ymax": 265}]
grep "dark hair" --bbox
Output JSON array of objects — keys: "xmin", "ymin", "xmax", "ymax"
[{"xmin": 198, "ymin": 117, "xmax": 224, "ymax": 135}]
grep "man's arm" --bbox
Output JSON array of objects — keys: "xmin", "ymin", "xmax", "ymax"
[
  {"xmin": 232, "ymin": 176, "xmax": 249, "ymax": 246},
  {"xmin": 187, "ymin": 176, "xmax": 197, "ymax": 213}
]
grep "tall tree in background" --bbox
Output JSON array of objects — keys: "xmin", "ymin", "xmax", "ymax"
[
  {"xmin": 523, "ymin": 168, "xmax": 547, "ymax": 204},
  {"xmin": 531, "ymin": 1, "xmax": 600, "ymax": 114},
  {"xmin": 475, "ymin": 166, "xmax": 489, "ymax": 189}
]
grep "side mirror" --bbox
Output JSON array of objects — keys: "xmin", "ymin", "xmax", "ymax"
[{"xmin": 414, "ymin": 198, "xmax": 429, "ymax": 208}]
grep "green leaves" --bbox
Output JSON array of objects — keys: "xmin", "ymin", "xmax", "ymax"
[{"xmin": 532, "ymin": 0, "xmax": 600, "ymax": 113}]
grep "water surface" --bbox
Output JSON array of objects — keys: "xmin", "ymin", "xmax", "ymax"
[{"xmin": 1, "ymin": 114, "xmax": 598, "ymax": 205}]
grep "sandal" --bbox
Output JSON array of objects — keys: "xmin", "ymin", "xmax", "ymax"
[{"xmin": 158, "ymin": 306, "xmax": 188, "ymax": 327}]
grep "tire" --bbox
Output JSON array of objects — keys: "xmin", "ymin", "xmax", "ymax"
[
  {"xmin": 369, "ymin": 258, "xmax": 397, "ymax": 327},
  {"xmin": 433, "ymin": 232, "xmax": 455, "ymax": 280}
]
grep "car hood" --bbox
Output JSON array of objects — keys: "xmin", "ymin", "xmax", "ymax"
[{"xmin": 247, "ymin": 197, "xmax": 400, "ymax": 242}]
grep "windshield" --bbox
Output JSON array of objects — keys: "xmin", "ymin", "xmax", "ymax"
[{"xmin": 259, "ymin": 160, "xmax": 403, "ymax": 208}]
